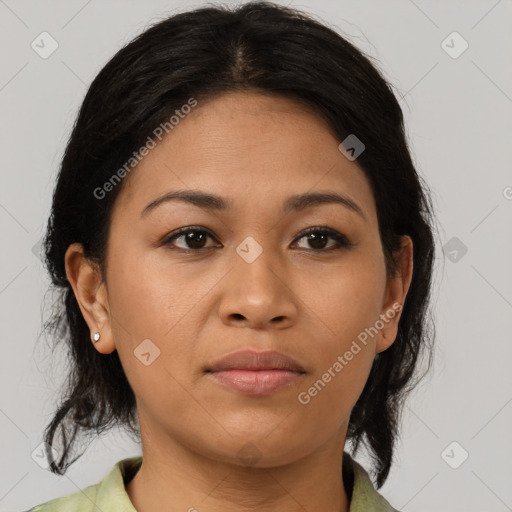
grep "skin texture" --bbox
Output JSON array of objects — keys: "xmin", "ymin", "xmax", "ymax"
[{"xmin": 65, "ymin": 91, "xmax": 413, "ymax": 512}]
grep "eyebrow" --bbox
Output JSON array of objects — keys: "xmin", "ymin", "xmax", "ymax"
[{"xmin": 140, "ymin": 189, "xmax": 366, "ymax": 221}]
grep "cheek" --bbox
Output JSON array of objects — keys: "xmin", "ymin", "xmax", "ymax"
[
  {"xmin": 293, "ymin": 347, "xmax": 374, "ymax": 449},
  {"xmin": 292, "ymin": 251, "xmax": 385, "ymax": 413},
  {"xmin": 298, "ymin": 249, "xmax": 387, "ymax": 349},
  {"xmin": 106, "ymin": 244, "xmax": 235, "ymax": 408},
  {"xmin": 294, "ymin": 277, "xmax": 381, "ymax": 433},
  {"xmin": 106, "ymin": 243, "xmax": 212, "ymax": 340},
  {"xmin": 104, "ymin": 250, "xmax": 197, "ymax": 384}
]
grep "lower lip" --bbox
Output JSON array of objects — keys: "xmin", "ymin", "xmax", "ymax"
[{"xmin": 207, "ymin": 369, "xmax": 304, "ymax": 396}]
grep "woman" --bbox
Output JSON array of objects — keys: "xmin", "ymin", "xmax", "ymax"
[{"xmin": 28, "ymin": 2, "xmax": 437, "ymax": 511}]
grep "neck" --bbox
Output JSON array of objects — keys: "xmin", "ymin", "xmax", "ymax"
[{"xmin": 126, "ymin": 424, "xmax": 350, "ymax": 512}]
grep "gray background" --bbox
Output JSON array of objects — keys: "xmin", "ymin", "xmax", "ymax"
[{"xmin": 1, "ymin": 0, "xmax": 511, "ymax": 510}]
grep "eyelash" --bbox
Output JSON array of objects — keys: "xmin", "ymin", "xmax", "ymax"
[{"xmin": 161, "ymin": 226, "xmax": 354, "ymax": 253}]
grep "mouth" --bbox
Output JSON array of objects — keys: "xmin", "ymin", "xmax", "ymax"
[{"xmin": 205, "ymin": 349, "xmax": 306, "ymax": 396}]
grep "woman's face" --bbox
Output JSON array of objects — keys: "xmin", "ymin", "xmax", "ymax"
[{"xmin": 69, "ymin": 91, "xmax": 412, "ymax": 467}]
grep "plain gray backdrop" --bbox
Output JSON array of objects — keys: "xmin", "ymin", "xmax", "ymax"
[{"xmin": 1, "ymin": 0, "xmax": 511, "ymax": 511}]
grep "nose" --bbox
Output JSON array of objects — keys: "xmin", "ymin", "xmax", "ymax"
[{"xmin": 218, "ymin": 243, "xmax": 298, "ymax": 330}]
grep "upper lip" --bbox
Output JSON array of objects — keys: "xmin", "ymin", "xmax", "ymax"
[{"xmin": 207, "ymin": 350, "xmax": 306, "ymax": 373}]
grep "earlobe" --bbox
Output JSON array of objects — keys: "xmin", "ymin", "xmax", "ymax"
[
  {"xmin": 375, "ymin": 235, "xmax": 413, "ymax": 354},
  {"xmin": 375, "ymin": 301, "xmax": 403, "ymax": 354},
  {"xmin": 64, "ymin": 243, "xmax": 116, "ymax": 354}
]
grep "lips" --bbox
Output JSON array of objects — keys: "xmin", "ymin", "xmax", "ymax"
[
  {"xmin": 207, "ymin": 349, "xmax": 306, "ymax": 373},
  {"xmin": 206, "ymin": 350, "xmax": 306, "ymax": 396}
]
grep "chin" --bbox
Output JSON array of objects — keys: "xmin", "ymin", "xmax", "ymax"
[{"xmin": 199, "ymin": 428, "xmax": 317, "ymax": 469}]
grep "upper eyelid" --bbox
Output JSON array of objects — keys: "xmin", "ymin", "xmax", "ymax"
[
  {"xmin": 166, "ymin": 226, "xmax": 345, "ymax": 238},
  {"xmin": 164, "ymin": 226, "xmax": 350, "ymax": 246}
]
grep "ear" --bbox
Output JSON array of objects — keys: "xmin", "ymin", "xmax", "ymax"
[
  {"xmin": 64, "ymin": 243, "xmax": 116, "ymax": 354},
  {"xmin": 375, "ymin": 235, "xmax": 413, "ymax": 354}
]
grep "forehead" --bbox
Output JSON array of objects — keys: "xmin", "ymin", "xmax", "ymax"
[{"xmin": 115, "ymin": 91, "xmax": 376, "ymax": 223}]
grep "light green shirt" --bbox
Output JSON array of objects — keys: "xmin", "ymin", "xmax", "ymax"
[{"xmin": 26, "ymin": 453, "xmax": 400, "ymax": 511}]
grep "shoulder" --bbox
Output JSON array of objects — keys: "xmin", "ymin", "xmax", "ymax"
[
  {"xmin": 344, "ymin": 452, "xmax": 401, "ymax": 512},
  {"xmin": 23, "ymin": 483, "xmax": 99, "ymax": 511},
  {"xmin": 24, "ymin": 456, "xmax": 142, "ymax": 512}
]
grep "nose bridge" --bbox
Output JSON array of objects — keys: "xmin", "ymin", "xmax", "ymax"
[
  {"xmin": 235, "ymin": 233, "xmax": 283, "ymax": 301},
  {"xmin": 218, "ymin": 233, "xmax": 297, "ymax": 328}
]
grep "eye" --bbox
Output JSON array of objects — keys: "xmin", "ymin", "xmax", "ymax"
[
  {"xmin": 161, "ymin": 226, "xmax": 353, "ymax": 253},
  {"xmin": 161, "ymin": 227, "xmax": 220, "ymax": 251},
  {"xmin": 292, "ymin": 227, "xmax": 353, "ymax": 251}
]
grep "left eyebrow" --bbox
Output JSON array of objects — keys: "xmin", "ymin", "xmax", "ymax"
[
  {"xmin": 140, "ymin": 189, "xmax": 366, "ymax": 221},
  {"xmin": 283, "ymin": 191, "xmax": 366, "ymax": 221}
]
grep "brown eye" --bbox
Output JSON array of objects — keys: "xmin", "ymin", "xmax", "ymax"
[
  {"xmin": 162, "ymin": 227, "xmax": 219, "ymax": 251},
  {"xmin": 293, "ymin": 227, "xmax": 353, "ymax": 251}
]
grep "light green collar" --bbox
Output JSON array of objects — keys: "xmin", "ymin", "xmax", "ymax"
[{"xmin": 29, "ymin": 453, "xmax": 399, "ymax": 511}]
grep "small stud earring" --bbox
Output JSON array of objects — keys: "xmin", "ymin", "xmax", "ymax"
[{"xmin": 93, "ymin": 332, "xmax": 101, "ymax": 343}]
